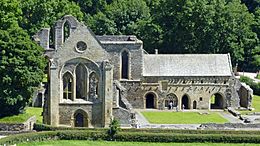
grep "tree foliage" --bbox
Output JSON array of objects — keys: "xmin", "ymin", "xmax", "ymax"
[
  {"xmin": 20, "ymin": 0, "xmax": 84, "ymax": 35},
  {"xmin": 0, "ymin": 0, "xmax": 46, "ymax": 117}
]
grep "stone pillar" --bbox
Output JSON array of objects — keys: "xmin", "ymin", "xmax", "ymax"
[
  {"xmin": 47, "ymin": 58, "xmax": 60, "ymax": 126},
  {"xmin": 54, "ymin": 20, "xmax": 64, "ymax": 50},
  {"xmin": 102, "ymin": 60, "xmax": 113, "ymax": 127}
]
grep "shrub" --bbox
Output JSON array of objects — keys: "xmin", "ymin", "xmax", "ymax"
[
  {"xmin": 2, "ymin": 130, "xmax": 260, "ymax": 145},
  {"xmin": 34, "ymin": 123, "xmax": 106, "ymax": 132},
  {"xmin": 107, "ymin": 118, "xmax": 120, "ymax": 140}
]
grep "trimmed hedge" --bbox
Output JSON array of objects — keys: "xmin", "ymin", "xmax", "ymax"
[
  {"xmin": 2, "ymin": 130, "xmax": 260, "ymax": 145},
  {"xmin": 34, "ymin": 123, "xmax": 107, "ymax": 132},
  {"xmin": 34, "ymin": 123, "xmax": 260, "ymax": 135},
  {"xmin": 121, "ymin": 128, "xmax": 260, "ymax": 135},
  {"xmin": 0, "ymin": 130, "xmax": 106, "ymax": 145}
]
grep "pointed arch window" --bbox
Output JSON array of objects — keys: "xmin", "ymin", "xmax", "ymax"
[
  {"xmin": 121, "ymin": 50, "xmax": 129, "ymax": 79},
  {"xmin": 76, "ymin": 64, "xmax": 88, "ymax": 100},
  {"xmin": 63, "ymin": 21, "xmax": 70, "ymax": 42},
  {"xmin": 89, "ymin": 72, "xmax": 98, "ymax": 100},
  {"xmin": 63, "ymin": 72, "xmax": 73, "ymax": 100}
]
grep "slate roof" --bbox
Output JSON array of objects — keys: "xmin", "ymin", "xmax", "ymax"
[{"xmin": 143, "ymin": 54, "xmax": 232, "ymax": 77}]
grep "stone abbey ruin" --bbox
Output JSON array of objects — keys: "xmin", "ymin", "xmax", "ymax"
[{"xmin": 33, "ymin": 15, "xmax": 252, "ymax": 128}]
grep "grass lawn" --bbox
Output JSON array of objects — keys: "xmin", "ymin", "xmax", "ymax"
[
  {"xmin": 0, "ymin": 107, "xmax": 43, "ymax": 123},
  {"xmin": 141, "ymin": 111, "xmax": 228, "ymax": 124},
  {"xmin": 240, "ymin": 95, "xmax": 260, "ymax": 115},
  {"xmin": 18, "ymin": 140, "xmax": 260, "ymax": 146}
]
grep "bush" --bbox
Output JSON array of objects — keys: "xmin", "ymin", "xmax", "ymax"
[
  {"xmin": 240, "ymin": 76, "xmax": 260, "ymax": 95},
  {"xmin": 107, "ymin": 119, "xmax": 120, "ymax": 140},
  {"xmin": 2, "ymin": 129, "xmax": 260, "ymax": 145},
  {"xmin": 34, "ymin": 123, "xmax": 106, "ymax": 132}
]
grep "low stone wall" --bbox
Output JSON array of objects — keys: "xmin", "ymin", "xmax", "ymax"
[
  {"xmin": 199, "ymin": 123, "xmax": 260, "ymax": 130},
  {"xmin": 113, "ymin": 107, "xmax": 132, "ymax": 126},
  {"xmin": 0, "ymin": 116, "xmax": 36, "ymax": 131}
]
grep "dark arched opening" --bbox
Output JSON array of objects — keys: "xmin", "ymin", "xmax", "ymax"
[
  {"xmin": 75, "ymin": 113, "xmax": 84, "ymax": 127},
  {"xmin": 76, "ymin": 64, "xmax": 88, "ymax": 100},
  {"xmin": 121, "ymin": 50, "xmax": 129, "ymax": 79},
  {"xmin": 145, "ymin": 93, "xmax": 156, "ymax": 108},
  {"xmin": 181, "ymin": 95, "xmax": 190, "ymax": 109},
  {"xmin": 193, "ymin": 101, "xmax": 197, "ymax": 109},
  {"xmin": 165, "ymin": 93, "xmax": 178, "ymax": 109},
  {"xmin": 210, "ymin": 93, "xmax": 224, "ymax": 109},
  {"xmin": 63, "ymin": 21, "xmax": 70, "ymax": 42},
  {"xmin": 63, "ymin": 72, "xmax": 73, "ymax": 100},
  {"xmin": 74, "ymin": 109, "xmax": 88, "ymax": 127}
]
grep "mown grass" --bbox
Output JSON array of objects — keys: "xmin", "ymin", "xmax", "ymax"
[
  {"xmin": 240, "ymin": 95, "xmax": 260, "ymax": 115},
  {"xmin": 141, "ymin": 111, "xmax": 228, "ymax": 124},
  {"xmin": 0, "ymin": 107, "xmax": 43, "ymax": 123},
  {"xmin": 18, "ymin": 140, "xmax": 260, "ymax": 146}
]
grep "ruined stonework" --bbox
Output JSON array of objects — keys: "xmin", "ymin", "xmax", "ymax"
[{"xmin": 34, "ymin": 15, "xmax": 252, "ymax": 128}]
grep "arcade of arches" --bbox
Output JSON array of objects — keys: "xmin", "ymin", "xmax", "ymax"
[{"xmin": 144, "ymin": 92, "xmax": 226, "ymax": 110}]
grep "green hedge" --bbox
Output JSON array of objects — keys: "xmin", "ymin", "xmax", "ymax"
[
  {"xmin": 35, "ymin": 123, "xmax": 260, "ymax": 135},
  {"xmin": 121, "ymin": 128, "xmax": 260, "ymax": 135},
  {"xmin": 34, "ymin": 123, "xmax": 107, "ymax": 132},
  {"xmin": 2, "ymin": 130, "xmax": 260, "ymax": 145},
  {"xmin": 0, "ymin": 130, "xmax": 106, "ymax": 145}
]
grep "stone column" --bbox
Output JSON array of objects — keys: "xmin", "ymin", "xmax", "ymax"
[
  {"xmin": 47, "ymin": 58, "xmax": 60, "ymax": 126},
  {"xmin": 102, "ymin": 60, "xmax": 113, "ymax": 127}
]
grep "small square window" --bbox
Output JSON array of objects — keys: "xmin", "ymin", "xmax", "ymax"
[{"xmin": 199, "ymin": 97, "xmax": 203, "ymax": 101}]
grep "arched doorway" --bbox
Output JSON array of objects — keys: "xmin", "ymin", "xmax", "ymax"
[
  {"xmin": 181, "ymin": 95, "xmax": 190, "ymax": 109},
  {"xmin": 193, "ymin": 101, "xmax": 197, "ymax": 109},
  {"xmin": 210, "ymin": 93, "xmax": 224, "ymax": 109},
  {"xmin": 75, "ymin": 113, "xmax": 84, "ymax": 127},
  {"xmin": 145, "ymin": 93, "xmax": 156, "ymax": 108},
  {"xmin": 165, "ymin": 93, "xmax": 178, "ymax": 109},
  {"xmin": 74, "ymin": 109, "xmax": 88, "ymax": 127}
]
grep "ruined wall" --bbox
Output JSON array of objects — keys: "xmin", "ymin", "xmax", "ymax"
[
  {"xmin": 122, "ymin": 76, "xmax": 233, "ymax": 110},
  {"xmin": 102, "ymin": 42, "xmax": 143, "ymax": 81}
]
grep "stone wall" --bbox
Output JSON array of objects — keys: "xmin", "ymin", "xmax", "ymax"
[
  {"xmin": 0, "ymin": 116, "xmax": 36, "ymax": 131},
  {"xmin": 200, "ymin": 123, "xmax": 260, "ymax": 130},
  {"xmin": 112, "ymin": 107, "xmax": 132, "ymax": 126},
  {"xmin": 59, "ymin": 103, "xmax": 102, "ymax": 127},
  {"xmin": 102, "ymin": 42, "xmax": 143, "ymax": 81},
  {"xmin": 121, "ymin": 76, "xmax": 232, "ymax": 110}
]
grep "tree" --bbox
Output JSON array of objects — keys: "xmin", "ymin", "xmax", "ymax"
[
  {"xmin": 20, "ymin": 0, "xmax": 84, "ymax": 36},
  {"xmin": 150, "ymin": 0, "xmax": 258, "ymax": 69},
  {"xmin": 87, "ymin": 0, "xmax": 150, "ymax": 35},
  {"xmin": 0, "ymin": 0, "xmax": 46, "ymax": 117}
]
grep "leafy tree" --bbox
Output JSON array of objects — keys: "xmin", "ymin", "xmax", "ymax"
[
  {"xmin": 88, "ymin": 0, "xmax": 150, "ymax": 35},
  {"xmin": 151, "ymin": 0, "xmax": 258, "ymax": 69},
  {"xmin": 0, "ymin": 0, "xmax": 46, "ymax": 117},
  {"xmin": 70, "ymin": 0, "xmax": 107, "ymax": 15},
  {"xmin": 20, "ymin": 0, "xmax": 84, "ymax": 36}
]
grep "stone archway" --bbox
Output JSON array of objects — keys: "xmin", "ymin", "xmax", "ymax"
[
  {"xmin": 181, "ymin": 95, "xmax": 190, "ymax": 109},
  {"xmin": 145, "ymin": 93, "xmax": 156, "ymax": 109},
  {"xmin": 210, "ymin": 93, "xmax": 224, "ymax": 109},
  {"xmin": 73, "ymin": 109, "xmax": 88, "ymax": 127},
  {"xmin": 165, "ymin": 93, "xmax": 178, "ymax": 109}
]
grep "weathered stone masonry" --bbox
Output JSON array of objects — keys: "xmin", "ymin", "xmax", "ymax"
[{"xmin": 34, "ymin": 15, "xmax": 252, "ymax": 128}]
